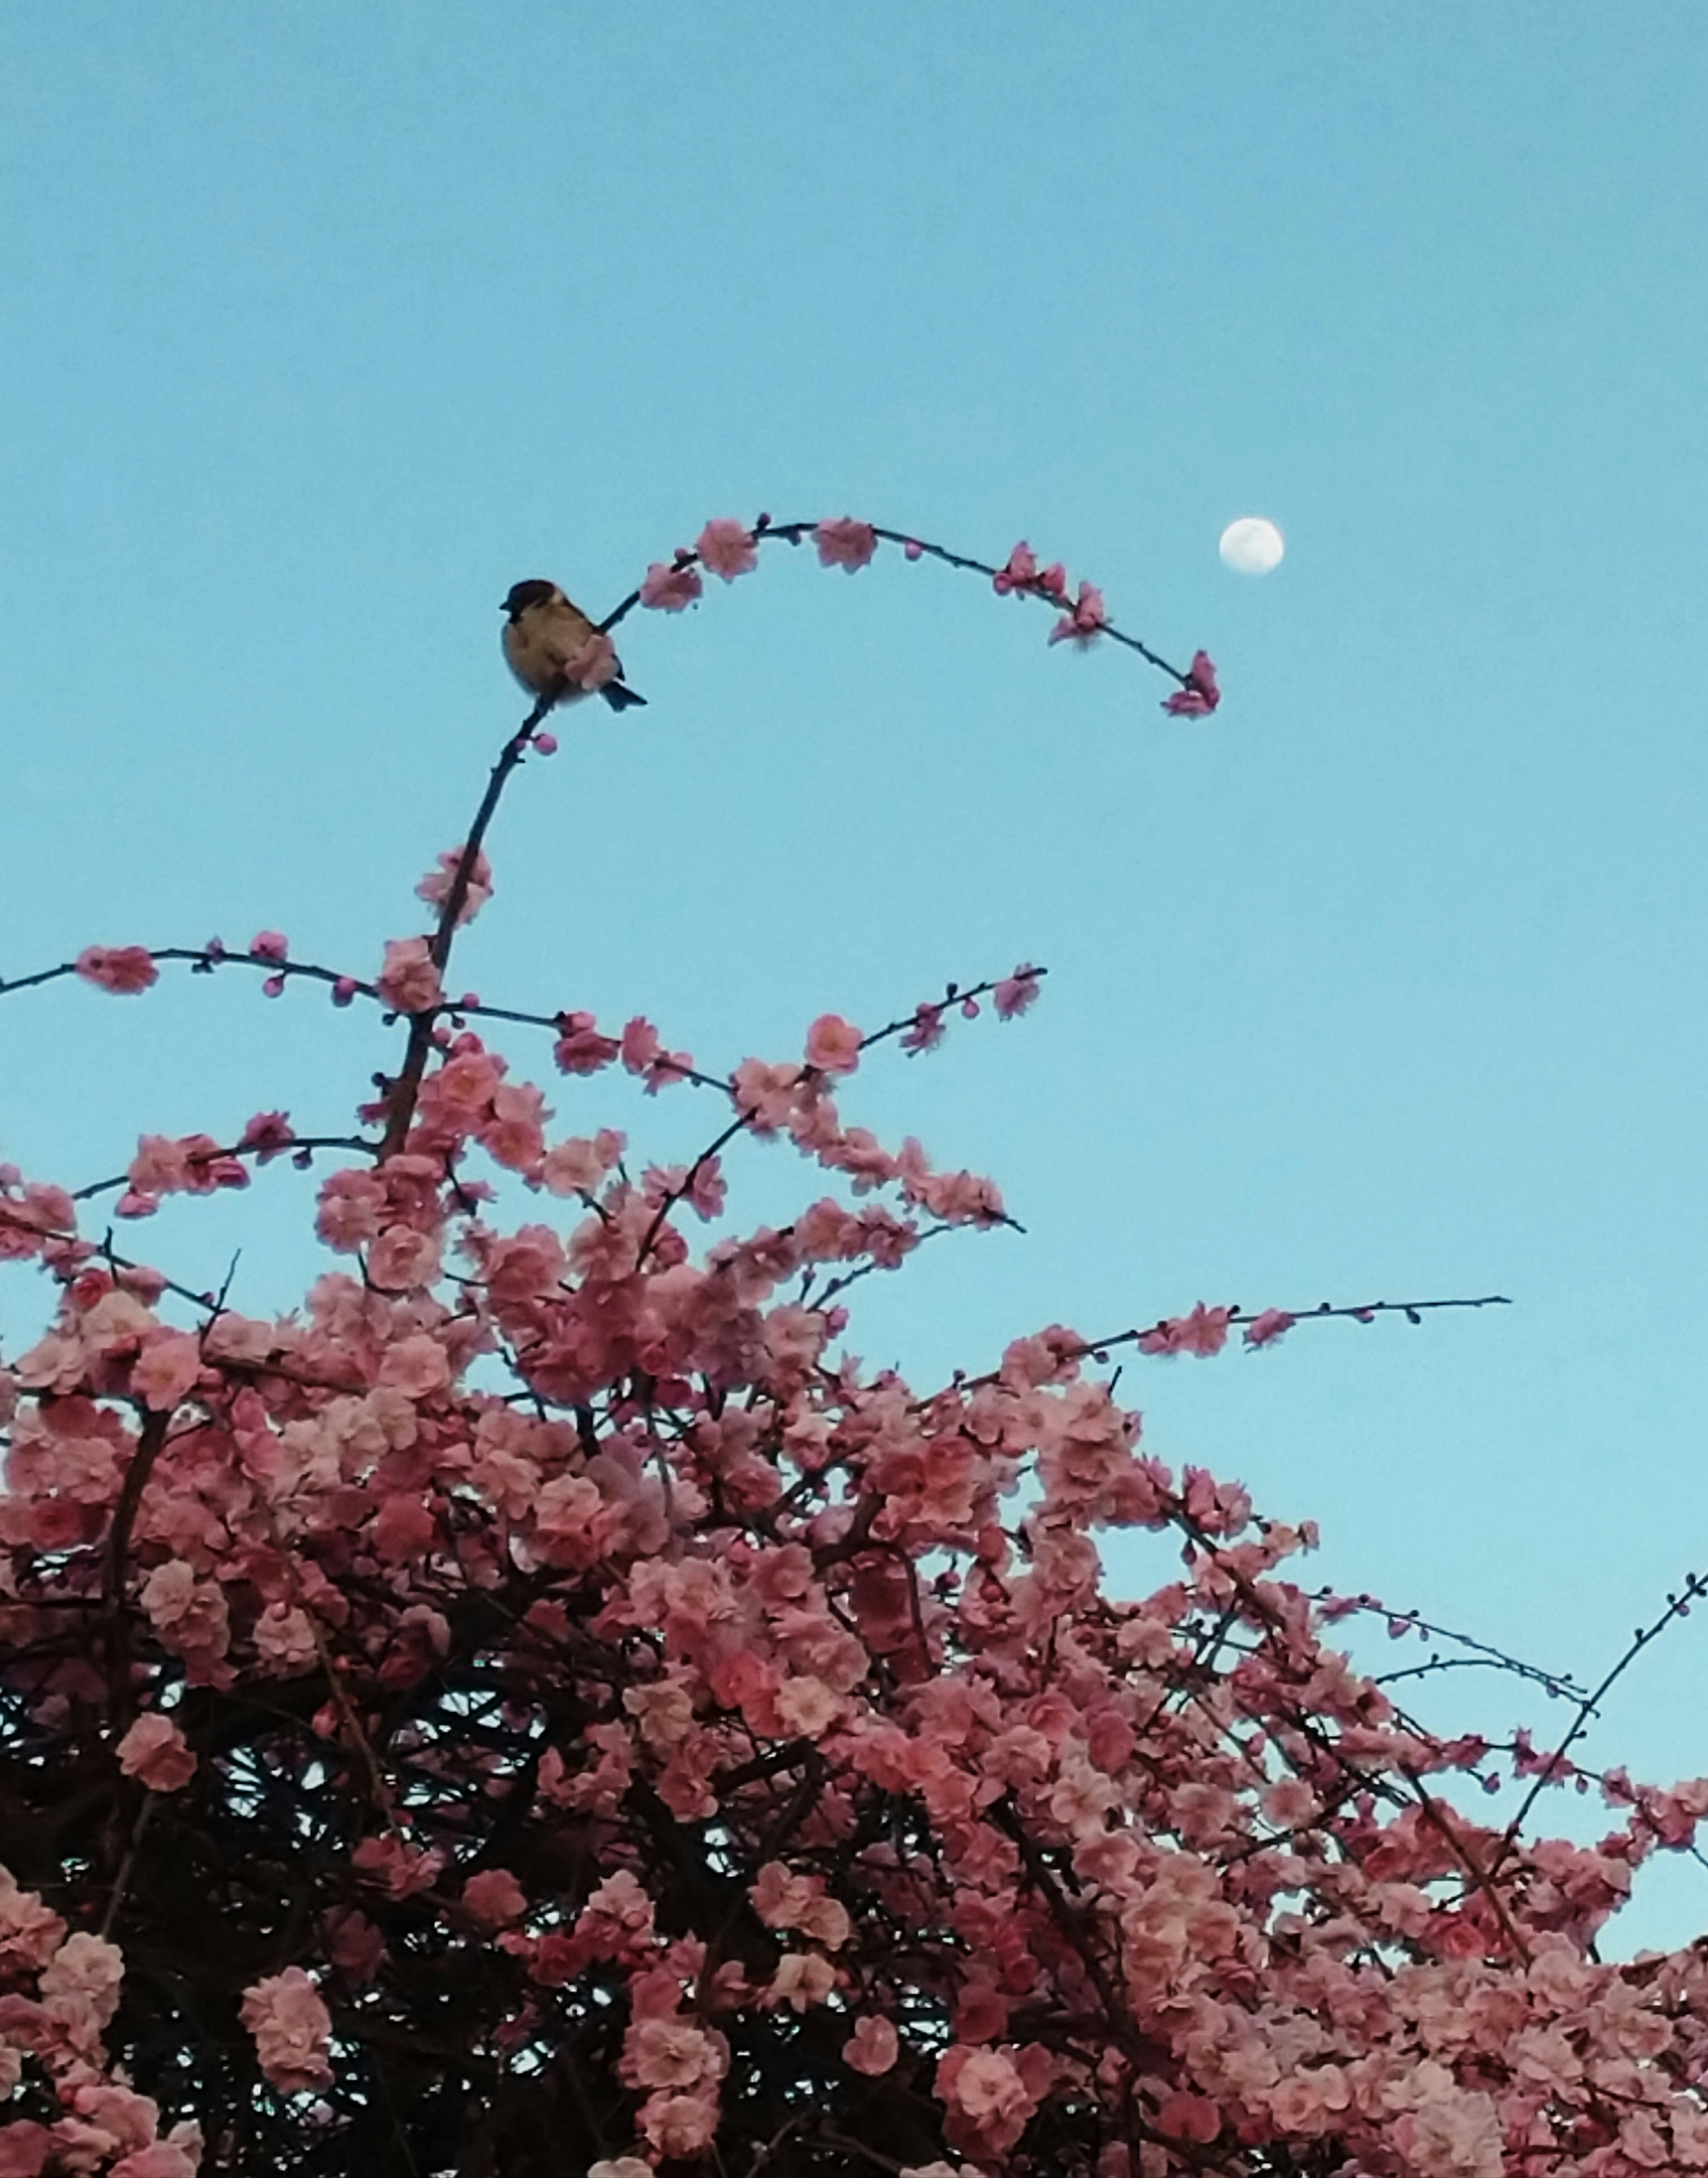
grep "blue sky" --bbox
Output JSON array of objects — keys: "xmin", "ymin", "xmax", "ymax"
[{"xmin": 4, "ymin": 7, "xmax": 1707, "ymax": 1945}]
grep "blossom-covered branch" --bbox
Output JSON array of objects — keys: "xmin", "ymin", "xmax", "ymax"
[
  {"xmin": 11, "ymin": 509, "xmax": 1705, "ymax": 2178},
  {"xmin": 606, "ymin": 512, "xmax": 1218, "ymax": 712}
]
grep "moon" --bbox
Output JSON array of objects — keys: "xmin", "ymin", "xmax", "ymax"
[{"xmin": 1218, "ymin": 516, "xmax": 1285, "ymax": 576}]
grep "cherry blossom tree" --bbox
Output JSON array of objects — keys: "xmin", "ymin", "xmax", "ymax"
[{"xmin": 3, "ymin": 516, "xmax": 1707, "ymax": 2178}]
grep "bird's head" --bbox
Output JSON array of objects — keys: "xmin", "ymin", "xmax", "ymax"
[{"xmin": 501, "ymin": 579, "xmax": 560, "ymax": 620}]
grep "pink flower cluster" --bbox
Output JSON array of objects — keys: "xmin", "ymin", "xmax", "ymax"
[
  {"xmin": 0, "ymin": 1868, "xmax": 202, "ymax": 2174},
  {"xmin": 5, "ymin": 512, "xmax": 1694, "ymax": 2176},
  {"xmin": 1164, "ymin": 648, "xmax": 1221, "ymax": 717},
  {"xmin": 8, "ymin": 982, "xmax": 1708, "ymax": 2174}
]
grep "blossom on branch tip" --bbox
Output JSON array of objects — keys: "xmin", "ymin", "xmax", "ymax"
[
  {"xmin": 814, "ymin": 517, "xmax": 878, "ymax": 572},
  {"xmin": 74, "ymin": 945, "xmax": 158, "ymax": 995},
  {"xmin": 697, "ymin": 517, "xmax": 759, "ymax": 580},
  {"xmin": 993, "ymin": 966, "xmax": 1041, "ymax": 1019},
  {"xmin": 640, "ymin": 559, "xmax": 704, "ymax": 611},
  {"xmin": 1163, "ymin": 648, "xmax": 1221, "ymax": 717}
]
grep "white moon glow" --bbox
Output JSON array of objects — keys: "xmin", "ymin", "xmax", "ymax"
[{"xmin": 1218, "ymin": 516, "xmax": 1285, "ymax": 576}]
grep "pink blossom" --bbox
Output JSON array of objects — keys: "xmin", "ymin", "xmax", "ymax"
[
  {"xmin": 625, "ymin": 2015, "xmax": 725, "ymax": 2090},
  {"xmin": 995, "ymin": 540, "xmax": 1039, "ymax": 594},
  {"xmin": 116, "ymin": 1714, "xmax": 197, "ymax": 1792},
  {"xmin": 41, "ymin": 1929, "xmax": 125, "ymax": 2027},
  {"xmin": 481, "ymin": 1079, "xmax": 549, "ymax": 1170},
  {"xmin": 1158, "ymin": 2092, "xmax": 1222, "ymax": 2144},
  {"xmin": 415, "ymin": 847, "xmax": 494, "ymax": 926},
  {"xmin": 317, "ymin": 1172, "xmax": 384, "ymax": 1253},
  {"xmin": 901, "ymin": 1002, "xmax": 945, "ymax": 1055},
  {"xmin": 128, "ymin": 1136, "xmax": 189, "ymax": 1194},
  {"xmin": 565, "ymin": 631, "xmax": 619, "ymax": 692},
  {"xmin": 377, "ymin": 936, "xmax": 445, "ymax": 1015},
  {"xmin": 111, "ymin": 2145, "xmax": 200, "ymax": 2178},
  {"xmin": 248, "ymin": 930, "xmax": 288, "ymax": 962},
  {"xmin": 0, "ymin": 1870, "xmax": 68, "ymax": 1967},
  {"xmin": 377, "ymin": 1330, "xmax": 451, "ymax": 1396},
  {"xmin": 552, "ymin": 1010, "xmax": 620, "ymax": 1075},
  {"xmin": 237, "ymin": 1110, "xmax": 295, "ymax": 1159},
  {"xmin": 765, "ymin": 1953, "xmax": 837, "ymax": 2011},
  {"xmin": 938, "ymin": 2044, "xmax": 1035, "ymax": 2143},
  {"xmin": 697, "ymin": 517, "xmax": 759, "ymax": 580},
  {"xmin": 74, "ymin": 945, "xmax": 158, "ymax": 995},
  {"xmin": 532, "ymin": 729, "xmax": 558, "ymax": 754},
  {"xmin": 1243, "ymin": 1306, "xmax": 1297, "ymax": 1348},
  {"xmin": 1048, "ymin": 580, "xmax": 1108, "ymax": 647},
  {"xmin": 1138, "ymin": 1303, "xmax": 1232, "ymax": 1358},
  {"xmin": 0, "ymin": 2123, "xmax": 52, "ymax": 2176},
  {"xmin": 462, "ymin": 1869, "xmax": 527, "ymax": 1928},
  {"xmin": 621, "ymin": 1016, "xmax": 664, "ymax": 1076},
  {"xmin": 814, "ymin": 517, "xmax": 878, "ymax": 572},
  {"xmin": 640, "ymin": 559, "xmax": 704, "ymax": 611},
  {"xmin": 732, "ymin": 1058, "xmax": 806, "ymax": 1132},
  {"xmin": 805, "ymin": 1014, "xmax": 862, "ymax": 1075},
  {"xmin": 1401, "ymin": 2088, "xmax": 1503, "ymax": 2178},
  {"xmin": 993, "ymin": 966, "xmax": 1041, "ymax": 1019},
  {"xmin": 844, "ymin": 2013, "xmax": 899, "ymax": 2075},
  {"xmin": 540, "ymin": 1128, "xmax": 625, "ymax": 1196},
  {"xmin": 1162, "ymin": 648, "xmax": 1221, "ymax": 717},
  {"xmin": 639, "ymin": 2086, "xmax": 720, "ymax": 2159},
  {"xmin": 350, "ymin": 1834, "xmax": 444, "ymax": 1897},
  {"xmin": 131, "ymin": 1331, "xmax": 204, "ymax": 1412},
  {"xmin": 482, "ymin": 1224, "xmax": 565, "ymax": 1305},
  {"xmin": 240, "ymin": 1966, "xmax": 334, "ymax": 2093}
]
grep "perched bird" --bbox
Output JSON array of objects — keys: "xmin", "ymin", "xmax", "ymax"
[{"xmin": 500, "ymin": 580, "xmax": 647, "ymax": 712}]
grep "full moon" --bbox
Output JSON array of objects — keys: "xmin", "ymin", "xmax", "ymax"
[{"xmin": 1218, "ymin": 516, "xmax": 1285, "ymax": 576}]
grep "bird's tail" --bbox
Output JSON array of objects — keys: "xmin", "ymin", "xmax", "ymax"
[{"xmin": 601, "ymin": 682, "xmax": 647, "ymax": 713}]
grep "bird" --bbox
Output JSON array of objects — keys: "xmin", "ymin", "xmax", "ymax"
[{"xmin": 500, "ymin": 580, "xmax": 647, "ymax": 712}]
